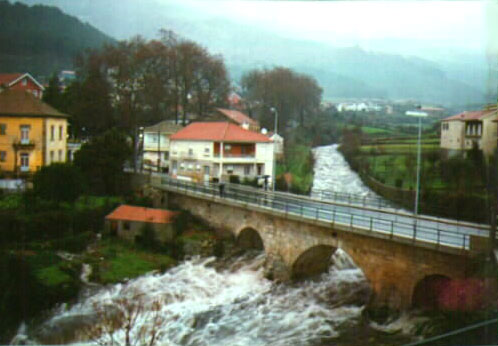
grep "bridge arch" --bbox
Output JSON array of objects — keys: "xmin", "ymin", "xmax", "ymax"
[
  {"xmin": 237, "ymin": 227, "xmax": 264, "ymax": 250},
  {"xmin": 412, "ymin": 274, "xmax": 451, "ymax": 309},
  {"xmin": 291, "ymin": 245, "xmax": 337, "ymax": 280}
]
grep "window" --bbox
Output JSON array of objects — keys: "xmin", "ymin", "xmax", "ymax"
[
  {"xmin": 203, "ymin": 166, "xmax": 210, "ymax": 175},
  {"xmin": 0, "ymin": 151, "xmax": 6, "ymax": 162},
  {"xmin": 58, "ymin": 150, "xmax": 63, "ymax": 162},
  {"xmin": 50, "ymin": 151, "xmax": 54, "ymax": 163},
  {"xmin": 20, "ymin": 125, "xmax": 30, "ymax": 144},
  {"xmin": 187, "ymin": 163, "xmax": 193, "ymax": 171},
  {"xmin": 224, "ymin": 144, "xmax": 231, "ymax": 151},
  {"xmin": 244, "ymin": 165, "xmax": 251, "ymax": 175},
  {"xmin": 0, "ymin": 124, "xmax": 6, "ymax": 135},
  {"xmin": 22, "ymin": 78, "xmax": 27, "ymax": 86},
  {"xmin": 123, "ymin": 221, "xmax": 130, "ymax": 230},
  {"xmin": 20, "ymin": 153, "xmax": 29, "ymax": 171},
  {"xmin": 196, "ymin": 164, "xmax": 201, "ymax": 172},
  {"xmin": 188, "ymin": 148, "xmax": 193, "ymax": 156},
  {"xmin": 59, "ymin": 126, "xmax": 63, "ymax": 140},
  {"xmin": 172, "ymin": 161, "xmax": 178, "ymax": 171},
  {"xmin": 164, "ymin": 151, "xmax": 169, "ymax": 160},
  {"xmin": 33, "ymin": 90, "xmax": 38, "ymax": 97},
  {"xmin": 226, "ymin": 165, "xmax": 234, "ymax": 174},
  {"xmin": 50, "ymin": 125, "xmax": 55, "ymax": 141},
  {"xmin": 204, "ymin": 147, "xmax": 210, "ymax": 156}
]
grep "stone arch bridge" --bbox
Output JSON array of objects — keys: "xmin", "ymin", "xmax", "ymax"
[{"xmin": 146, "ymin": 177, "xmax": 486, "ymax": 310}]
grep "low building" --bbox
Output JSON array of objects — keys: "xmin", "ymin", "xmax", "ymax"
[
  {"xmin": 0, "ymin": 89, "xmax": 69, "ymax": 175},
  {"xmin": 210, "ymin": 108, "xmax": 260, "ymax": 132},
  {"xmin": 67, "ymin": 140, "xmax": 82, "ymax": 162},
  {"xmin": 169, "ymin": 122, "xmax": 274, "ymax": 184},
  {"xmin": 142, "ymin": 121, "xmax": 183, "ymax": 172},
  {"xmin": 0, "ymin": 73, "xmax": 44, "ymax": 99},
  {"xmin": 105, "ymin": 205, "xmax": 178, "ymax": 243},
  {"xmin": 440, "ymin": 107, "xmax": 498, "ymax": 157}
]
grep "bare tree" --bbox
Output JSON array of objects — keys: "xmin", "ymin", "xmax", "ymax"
[{"xmin": 83, "ymin": 287, "xmax": 165, "ymax": 346}]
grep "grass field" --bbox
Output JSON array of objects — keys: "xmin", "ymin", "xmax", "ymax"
[
  {"xmin": 358, "ymin": 136, "xmax": 445, "ymax": 189},
  {"xmin": 87, "ymin": 240, "xmax": 176, "ymax": 284}
]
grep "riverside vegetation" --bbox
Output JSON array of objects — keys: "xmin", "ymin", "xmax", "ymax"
[{"xmin": 0, "ymin": 189, "xmax": 233, "ymax": 343}]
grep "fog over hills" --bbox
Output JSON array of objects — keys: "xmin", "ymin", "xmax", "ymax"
[{"xmin": 15, "ymin": 0, "xmax": 498, "ymax": 107}]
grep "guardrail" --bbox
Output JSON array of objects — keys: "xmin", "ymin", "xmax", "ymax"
[
  {"xmin": 155, "ymin": 176, "xmax": 483, "ymax": 252},
  {"xmin": 311, "ymin": 188, "xmax": 394, "ymax": 209}
]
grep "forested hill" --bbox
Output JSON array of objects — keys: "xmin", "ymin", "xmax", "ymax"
[{"xmin": 0, "ymin": 1, "xmax": 115, "ymax": 78}]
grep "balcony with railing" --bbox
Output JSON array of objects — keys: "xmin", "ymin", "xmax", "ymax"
[{"xmin": 12, "ymin": 139, "xmax": 35, "ymax": 150}]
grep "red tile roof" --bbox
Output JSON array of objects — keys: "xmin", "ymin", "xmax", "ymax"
[
  {"xmin": 0, "ymin": 72, "xmax": 44, "ymax": 89},
  {"xmin": 105, "ymin": 205, "xmax": 178, "ymax": 224},
  {"xmin": 170, "ymin": 122, "xmax": 271, "ymax": 143},
  {"xmin": 216, "ymin": 108, "xmax": 258, "ymax": 126},
  {"xmin": 442, "ymin": 110, "xmax": 496, "ymax": 122},
  {"xmin": 0, "ymin": 89, "xmax": 67, "ymax": 118},
  {"xmin": 0, "ymin": 73, "xmax": 23, "ymax": 86}
]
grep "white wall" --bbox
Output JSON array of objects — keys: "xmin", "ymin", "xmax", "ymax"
[
  {"xmin": 143, "ymin": 132, "xmax": 171, "ymax": 152},
  {"xmin": 440, "ymin": 121, "xmax": 464, "ymax": 150}
]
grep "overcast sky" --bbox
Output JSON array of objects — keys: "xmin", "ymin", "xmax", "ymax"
[
  {"xmin": 18, "ymin": 0, "xmax": 498, "ymax": 61},
  {"xmin": 172, "ymin": 0, "xmax": 488, "ymax": 51}
]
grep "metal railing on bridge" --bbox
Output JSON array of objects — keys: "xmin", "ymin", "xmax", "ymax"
[{"xmin": 155, "ymin": 176, "xmax": 491, "ymax": 252}]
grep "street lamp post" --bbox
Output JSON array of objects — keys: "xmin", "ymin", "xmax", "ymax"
[
  {"xmin": 406, "ymin": 110, "xmax": 428, "ymax": 215},
  {"xmin": 157, "ymin": 128, "xmax": 161, "ymax": 173},
  {"xmin": 270, "ymin": 107, "xmax": 278, "ymax": 192}
]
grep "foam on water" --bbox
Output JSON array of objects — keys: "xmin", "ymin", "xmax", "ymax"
[
  {"xmin": 23, "ymin": 250, "xmax": 369, "ymax": 346},
  {"xmin": 312, "ymin": 144, "xmax": 377, "ymax": 196}
]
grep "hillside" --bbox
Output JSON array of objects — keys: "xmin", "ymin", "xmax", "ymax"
[
  {"xmin": 0, "ymin": 1, "xmax": 115, "ymax": 78},
  {"xmin": 12, "ymin": 0, "xmax": 496, "ymax": 106}
]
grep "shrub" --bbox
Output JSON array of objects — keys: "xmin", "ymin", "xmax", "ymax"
[
  {"xmin": 229, "ymin": 175, "xmax": 240, "ymax": 184},
  {"xmin": 33, "ymin": 163, "xmax": 85, "ymax": 203}
]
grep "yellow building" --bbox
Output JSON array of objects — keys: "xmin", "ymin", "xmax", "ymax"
[{"xmin": 0, "ymin": 89, "xmax": 69, "ymax": 175}]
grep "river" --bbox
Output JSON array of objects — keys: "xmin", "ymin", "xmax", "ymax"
[{"xmin": 11, "ymin": 144, "xmax": 422, "ymax": 346}]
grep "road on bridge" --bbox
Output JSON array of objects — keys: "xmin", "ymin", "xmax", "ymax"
[{"xmin": 156, "ymin": 175, "xmax": 492, "ymax": 251}]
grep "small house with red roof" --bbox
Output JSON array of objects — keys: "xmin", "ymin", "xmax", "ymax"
[
  {"xmin": 440, "ymin": 105, "xmax": 498, "ymax": 156},
  {"xmin": 0, "ymin": 73, "xmax": 44, "ymax": 99},
  {"xmin": 169, "ymin": 122, "xmax": 274, "ymax": 184},
  {"xmin": 105, "ymin": 205, "xmax": 178, "ymax": 242}
]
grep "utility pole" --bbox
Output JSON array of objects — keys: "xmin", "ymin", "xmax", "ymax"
[{"xmin": 270, "ymin": 107, "xmax": 278, "ymax": 192}]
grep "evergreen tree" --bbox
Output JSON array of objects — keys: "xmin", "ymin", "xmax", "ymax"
[{"xmin": 42, "ymin": 73, "xmax": 62, "ymax": 110}]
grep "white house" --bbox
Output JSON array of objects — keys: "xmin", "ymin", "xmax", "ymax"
[
  {"xmin": 440, "ymin": 106, "xmax": 498, "ymax": 157},
  {"xmin": 268, "ymin": 131, "xmax": 284, "ymax": 158},
  {"xmin": 169, "ymin": 122, "xmax": 274, "ymax": 184},
  {"xmin": 142, "ymin": 121, "xmax": 183, "ymax": 172}
]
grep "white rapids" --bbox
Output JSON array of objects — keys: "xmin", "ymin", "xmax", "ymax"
[
  {"xmin": 312, "ymin": 144, "xmax": 377, "ymax": 197},
  {"xmin": 25, "ymin": 251, "xmax": 369, "ymax": 346}
]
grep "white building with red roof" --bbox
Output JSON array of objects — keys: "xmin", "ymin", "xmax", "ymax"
[
  {"xmin": 0, "ymin": 73, "xmax": 44, "ymax": 99},
  {"xmin": 169, "ymin": 122, "xmax": 274, "ymax": 184},
  {"xmin": 440, "ymin": 105, "xmax": 498, "ymax": 156}
]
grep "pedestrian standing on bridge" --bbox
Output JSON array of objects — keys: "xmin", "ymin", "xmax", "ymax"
[{"xmin": 219, "ymin": 182, "xmax": 225, "ymax": 197}]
